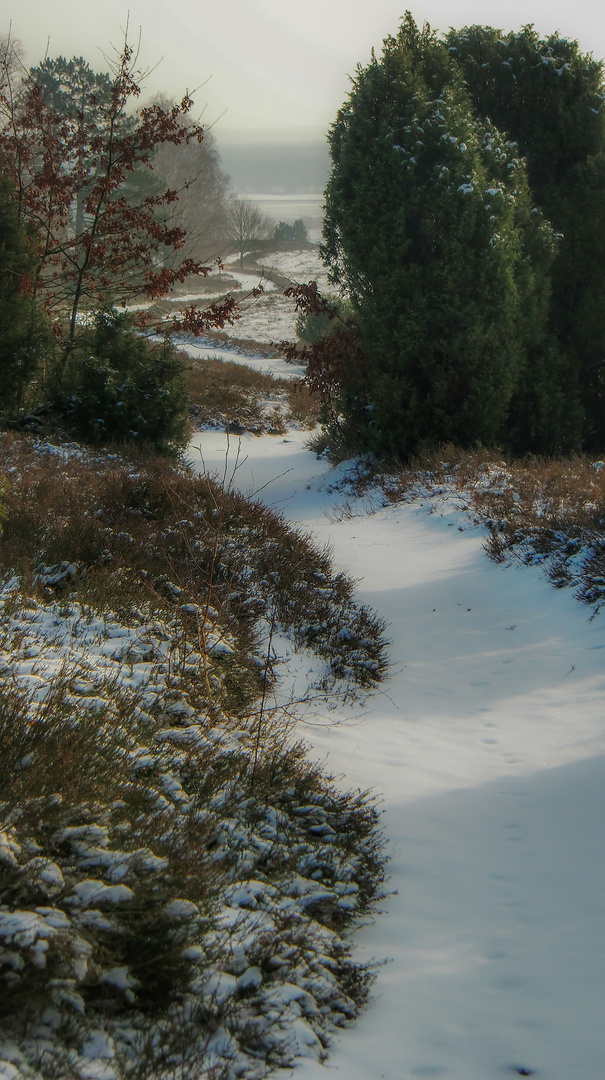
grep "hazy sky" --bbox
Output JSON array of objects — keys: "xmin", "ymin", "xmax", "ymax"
[{"xmin": 5, "ymin": 0, "xmax": 605, "ymax": 141}]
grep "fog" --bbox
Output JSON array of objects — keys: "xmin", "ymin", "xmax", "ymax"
[
  {"xmin": 217, "ymin": 141, "xmax": 330, "ymax": 196},
  {"xmin": 7, "ymin": 0, "xmax": 605, "ymax": 139}
]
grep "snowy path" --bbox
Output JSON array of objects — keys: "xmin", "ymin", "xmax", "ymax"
[{"xmin": 189, "ymin": 429, "xmax": 605, "ymax": 1080}]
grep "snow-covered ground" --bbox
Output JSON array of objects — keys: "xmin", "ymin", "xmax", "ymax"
[
  {"xmin": 176, "ymin": 338, "xmax": 305, "ymax": 381},
  {"xmin": 258, "ymin": 251, "xmax": 331, "ymax": 290},
  {"xmin": 189, "ymin": 427, "xmax": 605, "ymax": 1080},
  {"xmin": 131, "ymin": 248, "xmax": 327, "ymax": 347},
  {"xmin": 214, "ymin": 248, "xmax": 330, "ymax": 344},
  {"xmin": 170, "ymin": 249, "xmax": 330, "ymax": 383},
  {"xmin": 8, "ymin": 240, "xmax": 603, "ymax": 1077}
]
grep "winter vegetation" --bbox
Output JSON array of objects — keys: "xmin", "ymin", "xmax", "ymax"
[
  {"xmin": 0, "ymin": 27, "xmax": 390, "ymax": 1080},
  {"xmin": 0, "ymin": 433, "xmax": 388, "ymax": 1077},
  {"xmin": 3, "ymin": 8, "xmax": 605, "ymax": 1078},
  {"xmin": 0, "ymin": 34, "xmax": 305, "ymax": 442},
  {"xmin": 187, "ymin": 355, "xmax": 319, "ymax": 435},
  {"xmin": 291, "ymin": 14, "xmax": 605, "ymax": 463}
]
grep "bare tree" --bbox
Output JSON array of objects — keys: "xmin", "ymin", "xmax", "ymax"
[
  {"xmin": 150, "ymin": 96, "xmax": 232, "ymax": 266},
  {"xmin": 0, "ymin": 31, "xmax": 25, "ymax": 85},
  {"xmin": 0, "ymin": 30, "xmax": 26, "ymax": 135},
  {"xmin": 225, "ymin": 197, "xmax": 273, "ymax": 268},
  {"xmin": 0, "ymin": 37, "xmax": 240, "ymax": 353}
]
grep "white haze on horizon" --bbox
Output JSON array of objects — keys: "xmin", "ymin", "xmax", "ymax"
[{"xmin": 4, "ymin": 0, "xmax": 605, "ymax": 139}]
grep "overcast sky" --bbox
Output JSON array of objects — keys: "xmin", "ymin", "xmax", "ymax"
[{"xmin": 5, "ymin": 0, "xmax": 605, "ymax": 142}]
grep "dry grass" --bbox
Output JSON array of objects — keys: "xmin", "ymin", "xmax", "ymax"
[
  {"xmin": 0, "ymin": 671, "xmax": 385, "ymax": 1031},
  {"xmin": 187, "ymin": 355, "xmax": 320, "ymax": 434},
  {"xmin": 0, "ymin": 432, "xmax": 389, "ymax": 1076},
  {"xmin": 0, "ymin": 434, "xmax": 387, "ymax": 700},
  {"xmin": 356, "ymin": 444, "xmax": 605, "ymax": 614},
  {"xmin": 186, "ymin": 330, "xmax": 285, "ymax": 357}
]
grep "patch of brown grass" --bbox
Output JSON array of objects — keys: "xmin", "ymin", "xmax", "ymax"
[
  {"xmin": 0, "ymin": 433, "xmax": 387, "ymax": 693},
  {"xmin": 187, "ymin": 355, "xmax": 319, "ymax": 434},
  {"xmin": 360, "ymin": 444, "xmax": 605, "ymax": 612},
  {"xmin": 0, "ymin": 435, "xmax": 389, "ymax": 1072}
]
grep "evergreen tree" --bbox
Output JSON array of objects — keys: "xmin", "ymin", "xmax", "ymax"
[
  {"xmin": 0, "ymin": 170, "xmax": 48, "ymax": 417},
  {"xmin": 322, "ymin": 15, "xmax": 555, "ymax": 459},
  {"xmin": 274, "ymin": 219, "xmax": 308, "ymax": 244},
  {"xmin": 27, "ymin": 57, "xmax": 116, "ymax": 236},
  {"xmin": 60, "ymin": 309, "xmax": 189, "ymax": 453},
  {"xmin": 445, "ymin": 26, "xmax": 605, "ymax": 214},
  {"xmin": 448, "ymin": 25, "xmax": 605, "ymax": 445}
]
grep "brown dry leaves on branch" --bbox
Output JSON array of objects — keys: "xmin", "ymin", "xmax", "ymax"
[{"xmin": 0, "ymin": 37, "xmax": 239, "ymax": 346}]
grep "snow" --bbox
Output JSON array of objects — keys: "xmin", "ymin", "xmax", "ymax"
[
  {"xmin": 101, "ymin": 967, "xmax": 138, "ymax": 990},
  {"xmin": 80, "ymin": 1032, "xmax": 115, "ymax": 1060},
  {"xmin": 70, "ymin": 881, "xmax": 135, "ymax": 907},
  {"xmin": 189, "ymin": 424, "xmax": 605, "ymax": 1079},
  {"xmin": 5, "ymin": 246, "xmax": 605, "ymax": 1073},
  {"xmin": 237, "ymin": 965, "xmax": 263, "ymax": 991},
  {"xmin": 0, "ymin": 910, "xmax": 58, "ymax": 947},
  {"xmin": 174, "ymin": 247, "xmax": 330, "ymax": 349},
  {"xmin": 163, "ymin": 899, "xmax": 200, "ymax": 920},
  {"xmin": 0, "ymin": 836, "xmax": 19, "ymax": 868},
  {"xmin": 24, "ymin": 858, "xmax": 64, "ymax": 890},
  {"xmin": 177, "ymin": 338, "xmax": 305, "ymax": 380}
]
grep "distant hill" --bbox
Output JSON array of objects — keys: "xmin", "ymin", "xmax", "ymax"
[{"xmin": 218, "ymin": 141, "xmax": 330, "ymax": 195}]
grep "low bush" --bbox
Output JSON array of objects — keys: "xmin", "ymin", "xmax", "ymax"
[
  {"xmin": 52, "ymin": 310, "xmax": 190, "ymax": 453},
  {"xmin": 188, "ymin": 355, "xmax": 319, "ymax": 433},
  {"xmin": 0, "ymin": 435, "xmax": 389, "ymax": 1078}
]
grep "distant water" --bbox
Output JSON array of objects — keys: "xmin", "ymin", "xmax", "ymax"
[{"xmin": 241, "ymin": 193, "xmax": 324, "ymax": 241}]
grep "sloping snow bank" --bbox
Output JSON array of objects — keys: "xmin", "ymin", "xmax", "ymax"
[
  {"xmin": 190, "ymin": 428, "xmax": 605, "ymax": 1080},
  {"xmin": 0, "ymin": 582, "xmax": 382, "ymax": 1079}
]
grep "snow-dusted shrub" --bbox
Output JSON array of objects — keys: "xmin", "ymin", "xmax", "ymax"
[
  {"xmin": 0, "ymin": 647, "xmax": 385, "ymax": 1076},
  {"xmin": 0, "ymin": 435, "xmax": 389, "ymax": 1075},
  {"xmin": 54, "ymin": 309, "xmax": 189, "ymax": 454},
  {"xmin": 0, "ymin": 435, "xmax": 388, "ymax": 695}
]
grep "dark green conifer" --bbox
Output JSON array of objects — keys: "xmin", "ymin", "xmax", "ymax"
[
  {"xmin": 0, "ymin": 171, "xmax": 48, "ymax": 418},
  {"xmin": 448, "ymin": 25, "xmax": 605, "ymax": 446},
  {"xmin": 322, "ymin": 16, "xmax": 555, "ymax": 459}
]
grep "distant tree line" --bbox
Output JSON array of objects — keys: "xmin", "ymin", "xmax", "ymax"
[
  {"xmin": 295, "ymin": 15, "xmax": 605, "ymax": 460},
  {"xmin": 274, "ymin": 219, "xmax": 308, "ymax": 244}
]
